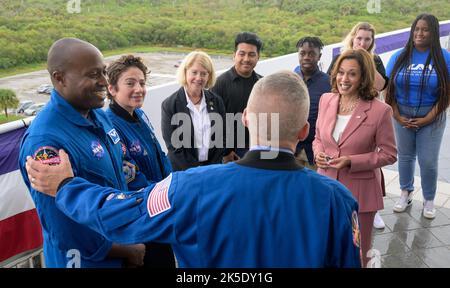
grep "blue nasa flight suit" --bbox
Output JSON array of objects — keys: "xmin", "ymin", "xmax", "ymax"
[
  {"xmin": 53, "ymin": 150, "xmax": 361, "ymax": 268},
  {"xmin": 106, "ymin": 102, "xmax": 174, "ymax": 267},
  {"xmin": 19, "ymin": 90, "xmax": 128, "ymax": 268},
  {"xmin": 105, "ymin": 103, "xmax": 172, "ymax": 185}
]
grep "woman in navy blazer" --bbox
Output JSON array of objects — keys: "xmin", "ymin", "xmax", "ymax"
[
  {"xmin": 161, "ymin": 51, "xmax": 226, "ymax": 171},
  {"xmin": 313, "ymin": 49, "xmax": 397, "ymax": 267}
]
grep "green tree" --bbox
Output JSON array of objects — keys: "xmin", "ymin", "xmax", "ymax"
[{"xmin": 0, "ymin": 88, "xmax": 19, "ymax": 118}]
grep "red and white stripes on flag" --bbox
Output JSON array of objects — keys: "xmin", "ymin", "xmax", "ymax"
[
  {"xmin": 147, "ymin": 174, "xmax": 172, "ymax": 217},
  {"xmin": 0, "ymin": 127, "xmax": 43, "ymax": 263}
]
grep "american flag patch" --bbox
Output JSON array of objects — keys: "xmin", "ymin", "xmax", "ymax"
[{"xmin": 147, "ymin": 174, "xmax": 172, "ymax": 217}]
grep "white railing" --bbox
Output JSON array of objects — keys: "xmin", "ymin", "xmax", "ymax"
[
  {"xmin": 141, "ymin": 20, "xmax": 450, "ymax": 147},
  {"xmin": 0, "ymin": 248, "xmax": 45, "ymax": 268}
]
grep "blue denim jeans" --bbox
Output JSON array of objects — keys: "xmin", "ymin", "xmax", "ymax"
[{"xmin": 393, "ymin": 104, "xmax": 446, "ymax": 201}]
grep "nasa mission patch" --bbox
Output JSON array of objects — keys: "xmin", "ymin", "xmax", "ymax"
[{"xmin": 33, "ymin": 146, "xmax": 61, "ymax": 165}]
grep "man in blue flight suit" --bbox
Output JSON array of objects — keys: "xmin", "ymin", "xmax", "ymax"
[
  {"xmin": 26, "ymin": 71, "xmax": 361, "ymax": 268},
  {"xmin": 19, "ymin": 38, "xmax": 145, "ymax": 267}
]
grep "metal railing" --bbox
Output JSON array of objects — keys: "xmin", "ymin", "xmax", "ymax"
[{"xmin": 1, "ymin": 248, "xmax": 45, "ymax": 268}]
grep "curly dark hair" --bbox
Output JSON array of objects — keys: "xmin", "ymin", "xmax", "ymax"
[
  {"xmin": 296, "ymin": 36, "xmax": 324, "ymax": 51},
  {"xmin": 106, "ymin": 55, "xmax": 149, "ymax": 99}
]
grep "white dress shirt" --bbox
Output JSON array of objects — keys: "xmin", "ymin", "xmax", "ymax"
[
  {"xmin": 332, "ymin": 114, "xmax": 351, "ymax": 143},
  {"xmin": 184, "ymin": 87, "xmax": 211, "ymax": 162}
]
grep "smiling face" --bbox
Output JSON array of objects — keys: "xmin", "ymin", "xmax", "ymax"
[
  {"xmin": 413, "ymin": 19, "xmax": 431, "ymax": 50},
  {"xmin": 234, "ymin": 43, "xmax": 259, "ymax": 78},
  {"xmin": 108, "ymin": 67, "xmax": 146, "ymax": 114},
  {"xmin": 185, "ymin": 61, "xmax": 209, "ymax": 95},
  {"xmin": 60, "ymin": 48, "xmax": 107, "ymax": 114},
  {"xmin": 352, "ymin": 29, "xmax": 374, "ymax": 51},
  {"xmin": 336, "ymin": 59, "xmax": 361, "ymax": 98}
]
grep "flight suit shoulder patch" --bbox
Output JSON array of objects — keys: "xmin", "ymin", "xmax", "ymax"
[
  {"xmin": 147, "ymin": 174, "xmax": 172, "ymax": 217},
  {"xmin": 33, "ymin": 146, "xmax": 61, "ymax": 165},
  {"xmin": 352, "ymin": 210, "xmax": 360, "ymax": 248}
]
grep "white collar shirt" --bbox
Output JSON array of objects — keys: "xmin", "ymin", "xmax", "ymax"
[{"xmin": 184, "ymin": 87, "xmax": 211, "ymax": 162}]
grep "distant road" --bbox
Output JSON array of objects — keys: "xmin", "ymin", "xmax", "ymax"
[{"xmin": 0, "ymin": 52, "xmax": 234, "ymax": 104}]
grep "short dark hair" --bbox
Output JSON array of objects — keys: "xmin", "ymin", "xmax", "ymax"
[
  {"xmin": 106, "ymin": 55, "xmax": 149, "ymax": 99},
  {"xmin": 235, "ymin": 32, "xmax": 263, "ymax": 53},
  {"xmin": 296, "ymin": 36, "xmax": 324, "ymax": 51}
]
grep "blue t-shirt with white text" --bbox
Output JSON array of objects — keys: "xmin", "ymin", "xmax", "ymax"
[{"xmin": 386, "ymin": 47, "xmax": 450, "ymax": 107}]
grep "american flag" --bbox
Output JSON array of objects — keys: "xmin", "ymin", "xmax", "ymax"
[
  {"xmin": 147, "ymin": 174, "xmax": 172, "ymax": 217},
  {"xmin": 0, "ymin": 127, "xmax": 43, "ymax": 263}
]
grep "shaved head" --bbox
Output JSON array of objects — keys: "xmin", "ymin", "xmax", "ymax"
[
  {"xmin": 246, "ymin": 70, "xmax": 310, "ymax": 146},
  {"xmin": 46, "ymin": 38, "xmax": 107, "ymax": 115},
  {"xmin": 47, "ymin": 38, "xmax": 102, "ymax": 75}
]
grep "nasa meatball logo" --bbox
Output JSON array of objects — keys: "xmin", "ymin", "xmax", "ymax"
[
  {"xmin": 91, "ymin": 140, "xmax": 105, "ymax": 159},
  {"xmin": 33, "ymin": 146, "xmax": 61, "ymax": 165},
  {"xmin": 129, "ymin": 140, "xmax": 142, "ymax": 155}
]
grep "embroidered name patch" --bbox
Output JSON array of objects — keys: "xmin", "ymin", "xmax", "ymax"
[
  {"xmin": 107, "ymin": 128, "xmax": 120, "ymax": 144},
  {"xmin": 122, "ymin": 160, "xmax": 136, "ymax": 184},
  {"xmin": 33, "ymin": 146, "xmax": 61, "ymax": 165},
  {"xmin": 147, "ymin": 174, "xmax": 172, "ymax": 217}
]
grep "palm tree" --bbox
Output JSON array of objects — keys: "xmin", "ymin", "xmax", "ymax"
[{"xmin": 0, "ymin": 88, "xmax": 19, "ymax": 118}]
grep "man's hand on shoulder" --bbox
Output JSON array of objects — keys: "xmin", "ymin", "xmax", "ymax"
[{"xmin": 26, "ymin": 149, "xmax": 74, "ymax": 197}]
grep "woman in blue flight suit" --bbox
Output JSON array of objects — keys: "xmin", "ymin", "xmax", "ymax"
[{"xmin": 105, "ymin": 55, "xmax": 175, "ymax": 268}]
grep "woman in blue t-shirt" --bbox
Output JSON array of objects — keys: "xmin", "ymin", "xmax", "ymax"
[{"xmin": 386, "ymin": 14, "xmax": 450, "ymax": 219}]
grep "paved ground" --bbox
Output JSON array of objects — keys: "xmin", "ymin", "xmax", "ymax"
[
  {"xmin": 376, "ymin": 116, "xmax": 450, "ymax": 268},
  {"xmin": 0, "ymin": 52, "xmax": 234, "ymax": 104}
]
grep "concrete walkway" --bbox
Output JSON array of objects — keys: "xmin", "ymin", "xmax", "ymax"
[{"xmin": 375, "ymin": 114, "xmax": 450, "ymax": 268}]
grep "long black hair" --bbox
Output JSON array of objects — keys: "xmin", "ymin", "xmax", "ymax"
[{"xmin": 386, "ymin": 14, "xmax": 449, "ymax": 120}]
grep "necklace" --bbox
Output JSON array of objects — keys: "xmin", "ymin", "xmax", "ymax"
[
  {"xmin": 339, "ymin": 96, "xmax": 359, "ymax": 114},
  {"xmin": 190, "ymin": 96, "xmax": 202, "ymax": 105}
]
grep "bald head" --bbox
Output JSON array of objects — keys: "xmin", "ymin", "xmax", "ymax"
[
  {"xmin": 46, "ymin": 38, "xmax": 108, "ymax": 115},
  {"xmin": 245, "ymin": 70, "xmax": 310, "ymax": 146},
  {"xmin": 47, "ymin": 38, "xmax": 102, "ymax": 75}
]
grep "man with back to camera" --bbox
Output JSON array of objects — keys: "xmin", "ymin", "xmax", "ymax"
[
  {"xmin": 19, "ymin": 38, "xmax": 145, "ymax": 267},
  {"xmin": 26, "ymin": 71, "xmax": 361, "ymax": 268},
  {"xmin": 211, "ymin": 32, "xmax": 263, "ymax": 162},
  {"xmin": 294, "ymin": 36, "xmax": 331, "ymax": 170}
]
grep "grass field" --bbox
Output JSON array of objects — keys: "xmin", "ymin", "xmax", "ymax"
[
  {"xmin": 0, "ymin": 113, "xmax": 25, "ymax": 125},
  {"xmin": 1, "ymin": 0, "xmax": 449, "ymax": 75}
]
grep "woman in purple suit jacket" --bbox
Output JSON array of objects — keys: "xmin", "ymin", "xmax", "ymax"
[{"xmin": 313, "ymin": 49, "xmax": 397, "ymax": 267}]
